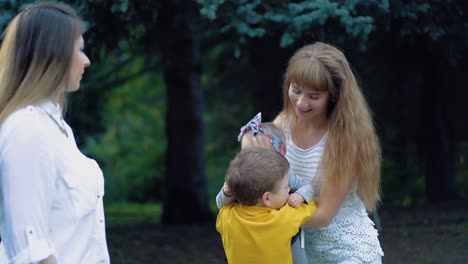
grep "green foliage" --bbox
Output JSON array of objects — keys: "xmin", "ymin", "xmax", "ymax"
[
  {"xmin": 198, "ymin": 0, "xmax": 390, "ymax": 49},
  {"xmin": 389, "ymin": 1, "xmax": 468, "ymax": 64},
  {"xmin": 204, "ymin": 102, "xmax": 252, "ymax": 209},
  {"xmin": 72, "ymin": 0, "xmax": 165, "ymax": 63},
  {"xmin": 105, "ymin": 202, "xmax": 162, "ymax": 226},
  {"xmin": 393, "ymin": 2, "xmax": 451, "ymax": 40},
  {"xmin": 2, "ymin": 0, "xmax": 467, "ymax": 206},
  {"xmin": 110, "ymin": 0, "xmax": 130, "ymax": 13},
  {"xmin": 0, "ymin": 1, "xmax": 35, "ymax": 30},
  {"xmin": 380, "ymin": 147, "xmax": 426, "ymax": 207},
  {"xmin": 83, "ymin": 55, "xmax": 166, "ymax": 203},
  {"xmin": 201, "ymin": 44, "xmax": 264, "ymax": 207},
  {"xmin": 0, "ymin": 10, "xmax": 15, "ymax": 30},
  {"xmin": 199, "ymin": 0, "xmax": 226, "ymax": 20}
]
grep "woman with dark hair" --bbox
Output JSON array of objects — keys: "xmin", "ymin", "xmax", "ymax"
[{"xmin": 0, "ymin": 2, "xmax": 109, "ymax": 263}]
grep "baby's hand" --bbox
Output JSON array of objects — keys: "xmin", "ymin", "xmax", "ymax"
[
  {"xmin": 223, "ymin": 182, "xmax": 233, "ymax": 197},
  {"xmin": 288, "ymin": 193, "xmax": 305, "ymax": 208}
]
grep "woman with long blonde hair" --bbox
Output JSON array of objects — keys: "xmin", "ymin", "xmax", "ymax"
[
  {"xmin": 274, "ymin": 42, "xmax": 383, "ymax": 263},
  {"xmin": 0, "ymin": 2, "xmax": 109, "ymax": 263}
]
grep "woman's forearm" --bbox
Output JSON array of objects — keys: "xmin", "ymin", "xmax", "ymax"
[
  {"xmin": 302, "ymin": 177, "xmax": 356, "ymax": 228},
  {"xmin": 302, "ymin": 206, "xmax": 333, "ymax": 227}
]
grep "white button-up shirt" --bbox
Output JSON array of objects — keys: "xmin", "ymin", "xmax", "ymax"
[{"xmin": 0, "ymin": 101, "xmax": 110, "ymax": 263}]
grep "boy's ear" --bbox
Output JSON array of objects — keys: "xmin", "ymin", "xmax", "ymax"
[{"xmin": 262, "ymin": 191, "xmax": 272, "ymax": 207}]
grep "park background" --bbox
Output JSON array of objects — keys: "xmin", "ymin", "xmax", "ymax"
[{"xmin": 1, "ymin": 0, "xmax": 467, "ymax": 263}]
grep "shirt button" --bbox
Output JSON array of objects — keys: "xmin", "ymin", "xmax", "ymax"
[
  {"xmin": 97, "ymin": 195, "xmax": 101, "ymax": 198},
  {"xmin": 100, "ymin": 220, "xmax": 103, "ymax": 223}
]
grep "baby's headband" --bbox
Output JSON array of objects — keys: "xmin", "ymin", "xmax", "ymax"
[
  {"xmin": 237, "ymin": 112, "xmax": 285, "ymax": 155},
  {"xmin": 238, "ymin": 112, "xmax": 262, "ymax": 142}
]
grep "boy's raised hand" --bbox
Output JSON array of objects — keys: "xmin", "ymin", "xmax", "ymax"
[
  {"xmin": 222, "ymin": 181, "xmax": 233, "ymax": 197},
  {"xmin": 287, "ymin": 192, "xmax": 305, "ymax": 208}
]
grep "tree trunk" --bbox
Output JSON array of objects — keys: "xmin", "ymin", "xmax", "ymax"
[
  {"xmin": 159, "ymin": 0, "xmax": 213, "ymax": 224},
  {"xmin": 422, "ymin": 52, "xmax": 457, "ymax": 202},
  {"xmin": 248, "ymin": 38, "xmax": 294, "ymax": 119}
]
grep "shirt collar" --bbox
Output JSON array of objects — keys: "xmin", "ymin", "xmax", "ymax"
[{"xmin": 37, "ymin": 100, "xmax": 63, "ymax": 120}]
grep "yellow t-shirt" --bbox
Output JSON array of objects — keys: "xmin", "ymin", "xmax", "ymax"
[{"xmin": 216, "ymin": 200, "xmax": 316, "ymax": 264}]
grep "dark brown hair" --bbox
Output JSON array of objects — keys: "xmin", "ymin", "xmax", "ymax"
[{"xmin": 225, "ymin": 148, "xmax": 289, "ymax": 206}]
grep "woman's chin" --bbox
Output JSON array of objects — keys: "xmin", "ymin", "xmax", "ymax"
[
  {"xmin": 67, "ymin": 84, "xmax": 80, "ymax": 93},
  {"xmin": 295, "ymin": 108, "xmax": 312, "ymax": 118}
]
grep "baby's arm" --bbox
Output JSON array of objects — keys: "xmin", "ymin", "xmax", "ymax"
[
  {"xmin": 215, "ymin": 182, "xmax": 236, "ymax": 208},
  {"xmin": 288, "ymin": 170, "xmax": 314, "ymax": 208}
]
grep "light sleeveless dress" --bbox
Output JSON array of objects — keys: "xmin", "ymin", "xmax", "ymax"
[{"xmin": 285, "ymin": 130, "xmax": 383, "ymax": 264}]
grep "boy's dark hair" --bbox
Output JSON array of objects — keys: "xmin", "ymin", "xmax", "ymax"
[{"xmin": 225, "ymin": 148, "xmax": 289, "ymax": 206}]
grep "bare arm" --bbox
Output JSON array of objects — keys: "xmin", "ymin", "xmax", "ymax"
[{"xmin": 302, "ymin": 175, "xmax": 355, "ymax": 228}]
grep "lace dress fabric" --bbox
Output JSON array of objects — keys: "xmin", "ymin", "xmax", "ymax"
[{"xmin": 286, "ymin": 131, "xmax": 383, "ymax": 264}]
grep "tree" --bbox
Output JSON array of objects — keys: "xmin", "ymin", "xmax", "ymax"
[
  {"xmin": 79, "ymin": 0, "xmax": 213, "ymax": 223},
  {"xmin": 157, "ymin": 0, "xmax": 213, "ymax": 223},
  {"xmin": 380, "ymin": 0, "xmax": 467, "ymax": 202},
  {"xmin": 198, "ymin": 0, "xmax": 468, "ymax": 204},
  {"xmin": 0, "ymin": 0, "xmax": 213, "ymax": 223}
]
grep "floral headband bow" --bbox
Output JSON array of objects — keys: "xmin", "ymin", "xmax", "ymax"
[
  {"xmin": 238, "ymin": 112, "xmax": 262, "ymax": 142},
  {"xmin": 237, "ymin": 112, "xmax": 285, "ymax": 155}
]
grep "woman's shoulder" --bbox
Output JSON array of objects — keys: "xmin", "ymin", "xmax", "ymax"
[
  {"xmin": 273, "ymin": 112, "xmax": 291, "ymax": 132},
  {"xmin": 273, "ymin": 112, "xmax": 286, "ymax": 126},
  {"xmin": 1, "ymin": 105, "xmax": 54, "ymax": 143},
  {"xmin": 5, "ymin": 104, "xmax": 48, "ymax": 125}
]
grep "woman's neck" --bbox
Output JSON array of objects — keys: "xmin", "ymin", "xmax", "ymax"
[
  {"xmin": 295, "ymin": 114, "xmax": 328, "ymax": 134},
  {"xmin": 292, "ymin": 116, "xmax": 328, "ymax": 149}
]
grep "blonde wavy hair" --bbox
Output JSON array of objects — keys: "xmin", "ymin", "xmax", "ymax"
[
  {"xmin": 0, "ymin": 2, "xmax": 84, "ymax": 123},
  {"xmin": 276, "ymin": 42, "xmax": 381, "ymax": 211}
]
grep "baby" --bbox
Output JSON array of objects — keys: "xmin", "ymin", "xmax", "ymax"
[{"xmin": 216, "ymin": 112, "xmax": 314, "ymax": 209}]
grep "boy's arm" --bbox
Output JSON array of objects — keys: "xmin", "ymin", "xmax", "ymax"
[
  {"xmin": 292, "ymin": 199, "xmax": 317, "ymax": 227},
  {"xmin": 216, "ymin": 182, "xmax": 235, "ymax": 208},
  {"xmin": 288, "ymin": 170, "xmax": 314, "ymax": 203},
  {"xmin": 216, "ymin": 206, "xmax": 228, "ymax": 234},
  {"xmin": 281, "ymin": 200, "xmax": 317, "ymax": 235}
]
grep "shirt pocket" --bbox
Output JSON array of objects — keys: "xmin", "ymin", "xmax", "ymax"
[{"xmin": 61, "ymin": 154, "xmax": 103, "ymax": 218}]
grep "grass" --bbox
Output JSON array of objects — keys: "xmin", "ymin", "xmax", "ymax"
[
  {"xmin": 105, "ymin": 203, "xmax": 162, "ymax": 226},
  {"xmin": 105, "ymin": 201, "xmax": 468, "ymax": 264},
  {"xmin": 104, "ymin": 203, "xmax": 224, "ymax": 263}
]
